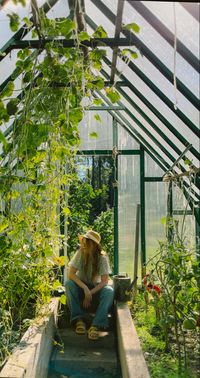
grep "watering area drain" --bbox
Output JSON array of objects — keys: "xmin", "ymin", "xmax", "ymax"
[{"xmin": 48, "ymin": 323, "xmax": 122, "ymax": 378}]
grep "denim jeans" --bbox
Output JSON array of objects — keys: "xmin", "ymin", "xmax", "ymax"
[{"xmin": 65, "ymin": 279, "xmax": 114, "ymax": 328}]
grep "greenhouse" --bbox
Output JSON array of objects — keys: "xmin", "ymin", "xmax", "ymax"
[{"xmin": 0, "ymin": 0, "xmax": 199, "ymax": 377}]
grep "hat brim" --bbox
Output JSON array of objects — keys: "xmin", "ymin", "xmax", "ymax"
[{"xmin": 78, "ymin": 234, "xmax": 100, "ymax": 245}]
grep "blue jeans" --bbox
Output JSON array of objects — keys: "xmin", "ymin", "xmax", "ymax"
[{"xmin": 65, "ymin": 279, "xmax": 114, "ymax": 328}]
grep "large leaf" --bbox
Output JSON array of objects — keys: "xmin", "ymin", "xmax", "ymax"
[
  {"xmin": 105, "ymin": 88, "xmax": 120, "ymax": 103},
  {"xmin": 123, "ymin": 22, "xmax": 140, "ymax": 33},
  {"xmin": 7, "ymin": 12, "xmax": 20, "ymax": 32}
]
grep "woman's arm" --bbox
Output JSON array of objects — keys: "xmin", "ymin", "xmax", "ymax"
[
  {"xmin": 68, "ymin": 266, "xmax": 92, "ymax": 304},
  {"xmin": 90, "ymin": 274, "xmax": 109, "ymax": 295}
]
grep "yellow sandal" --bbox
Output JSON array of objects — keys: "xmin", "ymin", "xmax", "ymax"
[
  {"xmin": 88, "ymin": 326, "xmax": 99, "ymax": 340},
  {"xmin": 75, "ymin": 320, "xmax": 86, "ymax": 335}
]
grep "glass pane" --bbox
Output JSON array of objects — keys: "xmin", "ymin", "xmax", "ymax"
[
  {"xmin": 85, "ymin": 0, "xmax": 115, "ymax": 37},
  {"xmin": 118, "ymin": 155, "xmax": 140, "ymax": 279},
  {"xmin": 123, "ymin": 1, "xmax": 199, "ymax": 98},
  {"xmin": 118, "ymin": 123, "xmax": 140, "ymax": 150},
  {"xmin": 145, "ymin": 152, "xmax": 165, "ymax": 177},
  {"xmin": 78, "ymin": 110, "xmax": 113, "ymax": 150},
  {"xmin": 146, "ymin": 182, "xmax": 168, "ymax": 261},
  {"xmin": 173, "ymin": 185, "xmax": 196, "ymax": 249},
  {"xmin": 142, "ymin": 1, "xmax": 199, "ymax": 58}
]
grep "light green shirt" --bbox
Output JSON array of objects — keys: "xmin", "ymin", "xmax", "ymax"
[{"xmin": 68, "ymin": 249, "xmax": 111, "ymax": 285}]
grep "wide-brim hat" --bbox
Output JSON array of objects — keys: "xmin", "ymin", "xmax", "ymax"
[{"xmin": 79, "ymin": 230, "xmax": 101, "ymax": 245}]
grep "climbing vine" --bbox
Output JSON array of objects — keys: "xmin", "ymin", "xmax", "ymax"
[{"xmin": 0, "ymin": 4, "xmax": 122, "ymax": 365}]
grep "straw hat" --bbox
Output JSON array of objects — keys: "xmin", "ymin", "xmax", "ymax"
[{"xmin": 80, "ymin": 230, "xmax": 101, "ymax": 245}]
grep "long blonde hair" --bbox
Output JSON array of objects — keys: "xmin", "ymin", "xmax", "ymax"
[{"xmin": 81, "ymin": 238, "xmax": 103, "ymax": 280}]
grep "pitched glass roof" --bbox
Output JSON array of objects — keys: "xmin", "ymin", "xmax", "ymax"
[{"xmin": 0, "ymin": 0, "xmax": 199, "ymax": 217}]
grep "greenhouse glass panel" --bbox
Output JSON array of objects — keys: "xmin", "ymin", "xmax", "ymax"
[
  {"xmin": 123, "ymin": 1, "xmax": 199, "ymax": 98},
  {"xmin": 118, "ymin": 155, "xmax": 140, "ymax": 279},
  {"xmin": 172, "ymin": 185, "xmax": 196, "ymax": 249},
  {"xmin": 145, "ymin": 152, "xmax": 165, "ymax": 177},
  {"xmin": 118, "ymin": 123, "xmax": 139, "ymax": 150},
  {"xmin": 143, "ymin": 1, "xmax": 199, "ymax": 58},
  {"xmin": 78, "ymin": 111, "xmax": 113, "ymax": 150},
  {"xmin": 123, "ymin": 87, "xmax": 200, "ymax": 156},
  {"xmin": 113, "ymin": 53, "xmax": 199, "ymax": 127},
  {"xmin": 84, "ymin": 0, "xmax": 116, "ymax": 37},
  {"xmin": 145, "ymin": 182, "xmax": 168, "ymax": 262}
]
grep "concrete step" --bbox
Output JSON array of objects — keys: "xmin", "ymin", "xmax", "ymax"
[
  {"xmin": 48, "ymin": 327, "xmax": 121, "ymax": 378},
  {"xmin": 56, "ymin": 328, "xmax": 116, "ymax": 349}
]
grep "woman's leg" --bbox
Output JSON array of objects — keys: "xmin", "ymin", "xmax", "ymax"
[
  {"xmin": 65, "ymin": 279, "xmax": 85, "ymax": 323},
  {"xmin": 92, "ymin": 285, "xmax": 114, "ymax": 329}
]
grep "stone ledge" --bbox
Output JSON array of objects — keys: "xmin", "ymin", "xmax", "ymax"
[
  {"xmin": 0, "ymin": 298, "xmax": 60, "ymax": 378},
  {"xmin": 116, "ymin": 301, "xmax": 150, "ymax": 378}
]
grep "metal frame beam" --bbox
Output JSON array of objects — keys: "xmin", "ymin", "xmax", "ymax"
[
  {"xmin": 2, "ymin": 37, "xmax": 140, "ymax": 49},
  {"xmin": 110, "ymin": 0, "xmax": 125, "ymax": 83},
  {"xmin": 180, "ymin": 2, "xmax": 200, "ymax": 22}
]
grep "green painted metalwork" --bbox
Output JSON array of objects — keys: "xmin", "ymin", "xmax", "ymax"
[
  {"xmin": 77, "ymin": 149, "xmax": 140, "ymax": 155},
  {"xmin": 88, "ymin": 2, "xmax": 199, "ymax": 109},
  {"xmin": 5, "ymin": 37, "xmax": 139, "ymax": 49},
  {"xmin": 145, "ymin": 177, "xmax": 163, "ymax": 182},
  {"xmin": 140, "ymin": 146, "xmax": 146, "ymax": 275},
  {"xmin": 113, "ymin": 117, "xmax": 119, "ymax": 275}
]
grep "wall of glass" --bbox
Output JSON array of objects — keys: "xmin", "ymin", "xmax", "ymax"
[
  {"xmin": 172, "ymin": 184, "xmax": 196, "ymax": 249},
  {"xmin": 145, "ymin": 182, "xmax": 168, "ymax": 262},
  {"xmin": 118, "ymin": 155, "xmax": 140, "ymax": 279}
]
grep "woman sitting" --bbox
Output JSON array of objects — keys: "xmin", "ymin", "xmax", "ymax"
[{"xmin": 65, "ymin": 230, "xmax": 114, "ymax": 340}]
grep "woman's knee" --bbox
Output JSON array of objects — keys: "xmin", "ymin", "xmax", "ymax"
[{"xmin": 101, "ymin": 285, "xmax": 114, "ymax": 300}]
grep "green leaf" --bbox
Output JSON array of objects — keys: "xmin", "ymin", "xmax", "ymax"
[
  {"xmin": 17, "ymin": 48, "xmax": 31, "ymax": 60},
  {"xmin": 161, "ymin": 217, "xmax": 166, "ymax": 225},
  {"xmin": 62, "ymin": 207, "xmax": 71, "ymax": 216},
  {"xmin": 59, "ymin": 294, "xmax": 66, "ymax": 305},
  {"xmin": 121, "ymin": 49, "xmax": 138, "ymax": 59},
  {"xmin": 0, "ymin": 220, "xmax": 9, "ymax": 233},
  {"xmin": 92, "ymin": 25, "xmax": 108, "ymax": 38},
  {"xmin": 94, "ymin": 114, "xmax": 101, "ymax": 122},
  {"xmin": 7, "ymin": 13, "xmax": 20, "ymax": 32},
  {"xmin": 22, "ymin": 17, "xmax": 33, "ymax": 28},
  {"xmin": 123, "ymin": 22, "xmax": 140, "ymax": 33},
  {"xmin": 53, "ymin": 280, "xmax": 62, "ymax": 290},
  {"xmin": 60, "ymin": 19, "xmax": 75, "ymax": 37},
  {"xmin": 93, "ymin": 98, "xmax": 103, "ymax": 106},
  {"xmin": 78, "ymin": 31, "xmax": 91, "ymax": 41},
  {"xmin": 0, "ymin": 130, "xmax": 8, "ymax": 148},
  {"xmin": 0, "ymin": 81, "xmax": 14, "ymax": 98},
  {"xmin": 105, "ymin": 88, "xmax": 120, "ymax": 103},
  {"xmin": 89, "ymin": 132, "xmax": 98, "ymax": 138},
  {"xmin": 69, "ymin": 109, "xmax": 83, "ymax": 124},
  {"xmin": 184, "ymin": 158, "xmax": 191, "ymax": 166},
  {"xmin": 6, "ymin": 98, "xmax": 19, "ymax": 115},
  {"xmin": 92, "ymin": 78, "xmax": 104, "ymax": 90}
]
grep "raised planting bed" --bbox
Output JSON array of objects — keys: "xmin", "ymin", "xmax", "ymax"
[
  {"xmin": 116, "ymin": 301, "xmax": 150, "ymax": 378},
  {"xmin": 0, "ymin": 298, "xmax": 59, "ymax": 378}
]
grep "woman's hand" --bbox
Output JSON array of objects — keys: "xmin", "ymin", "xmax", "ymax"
[{"xmin": 83, "ymin": 286, "xmax": 92, "ymax": 308}]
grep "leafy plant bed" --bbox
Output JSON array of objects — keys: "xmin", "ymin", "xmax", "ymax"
[{"xmin": 130, "ymin": 294, "xmax": 200, "ymax": 378}]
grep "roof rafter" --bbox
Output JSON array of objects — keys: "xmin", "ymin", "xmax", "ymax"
[{"xmin": 110, "ymin": 0, "xmax": 125, "ymax": 83}]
